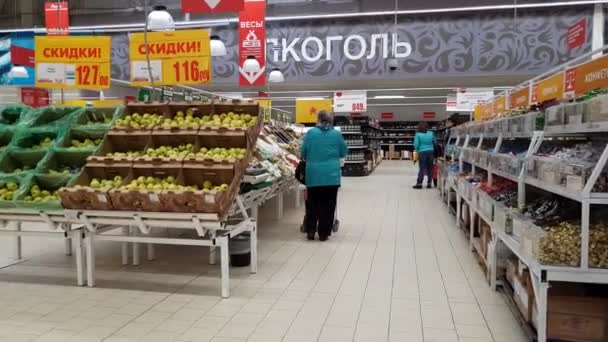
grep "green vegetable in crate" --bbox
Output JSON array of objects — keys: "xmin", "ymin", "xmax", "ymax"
[
  {"xmin": 160, "ymin": 109, "xmax": 206, "ymax": 129},
  {"xmin": 106, "ymin": 151, "xmax": 143, "ymax": 158},
  {"xmin": 89, "ymin": 176, "xmax": 123, "ymax": 190},
  {"xmin": 13, "ymin": 166, "xmax": 31, "ymax": 173},
  {"xmin": 114, "ymin": 113, "xmax": 164, "ymax": 129},
  {"xmin": 0, "ymin": 181, "xmax": 19, "ymax": 200},
  {"xmin": 119, "ymin": 176, "xmax": 197, "ymax": 191},
  {"xmin": 143, "ymin": 144, "xmax": 193, "ymax": 158},
  {"xmin": 188, "ymin": 147, "xmax": 247, "ymax": 161},
  {"xmin": 84, "ymin": 110, "xmax": 112, "ymax": 124},
  {"xmin": 32, "ymin": 137, "xmax": 54, "ymax": 149},
  {"xmin": 200, "ymin": 112, "xmax": 257, "ymax": 129},
  {"xmin": 23, "ymin": 185, "xmax": 59, "ymax": 203},
  {"xmin": 70, "ymin": 138, "xmax": 102, "ymax": 148}
]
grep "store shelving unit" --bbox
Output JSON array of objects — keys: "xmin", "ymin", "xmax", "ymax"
[
  {"xmin": 441, "ymin": 77, "xmax": 608, "ymax": 341},
  {"xmin": 336, "ymin": 116, "xmax": 382, "ymax": 176},
  {"xmin": 379, "ymin": 121, "xmax": 439, "ymax": 160}
]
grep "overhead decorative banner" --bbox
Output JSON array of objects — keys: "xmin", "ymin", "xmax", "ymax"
[
  {"xmin": 295, "ymin": 99, "xmax": 332, "ymax": 124},
  {"xmin": 509, "ymin": 87, "xmax": 530, "ymax": 109},
  {"xmin": 129, "ymin": 29, "xmax": 211, "ymax": 86},
  {"xmin": 238, "ymin": 0, "xmax": 266, "ymax": 86},
  {"xmin": 564, "ymin": 55, "xmax": 608, "ymax": 98},
  {"xmin": 456, "ymin": 88, "xmax": 494, "ymax": 111},
  {"xmin": 532, "ymin": 73, "xmax": 563, "ymax": 103},
  {"xmin": 182, "ymin": 0, "xmax": 244, "ymax": 13},
  {"xmin": 35, "ymin": 36, "xmax": 111, "ymax": 89},
  {"xmin": 333, "ymin": 90, "xmax": 366, "ymax": 112},
  {"xmin": 44, "ymin": 1, "xmax": 69, "ymax": 36}
]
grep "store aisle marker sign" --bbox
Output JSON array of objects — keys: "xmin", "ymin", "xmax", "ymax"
[
  {"xmin": 182, "ymin": 0, "xmax": 244, "ymax": 13},
  {"xmin": 238, "ymin": 0, "xmax": 266, "ymax": 86},
  {"xmin": 295, "ymin": 99, "xmax": 332, "ymax": 123},
  {"xmin": 333, "ymin": 90, "xmax": 366, "ymax": 112},
  {"xmin": 509, "ymin": 87, "xmax": 530, "ymax": 109},
  {"xmin": 129, "ymin": 30, "xmax": 211, "ymax": 86},
  {"xmin": 35, "ymin": 36, "xmax": 111, "ymax": 89},
  {"xmin": 533, "ymin": 73, "xmax": 563, "ymax": 103},
  {"xmin": 44, "ymin": 1, "xmax": 69, "ymax": 36},
  {"xmin": 564, "ymin": 54, "xmax": 608, "ymax": 98}
]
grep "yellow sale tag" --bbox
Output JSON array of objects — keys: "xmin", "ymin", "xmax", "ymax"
[
  {"xmin": 35, "ymin": 36, "xmax": 111, "ymax": 89},
  {"xmin": 129, "ymin": 29, "xmax": 211, "ymax": 86},
  {"xmin": 296, "ymin": 99, "xmax": 333, "ymax": 124}
]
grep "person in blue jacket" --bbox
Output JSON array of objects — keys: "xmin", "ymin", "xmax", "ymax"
[
  {"xmin": 300, "ymin": 111, "xmax": 347, "ymax": 241},
  {"xmin": 413, "ymin": 121, "xmax": 435, "ymax": 189}
]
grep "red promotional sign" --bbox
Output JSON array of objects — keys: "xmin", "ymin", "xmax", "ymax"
[
  {"xmin": 567, "ymin": 18, "xmax": 586, "ymax": 49},
  {"xmin": 20, "ymin": 88, "xmax": 49, "ymax": 108},
  {"xmin": 44, "ymin": 1, "xmax": 69, "ymax": 36},
  {"xmin": 423, "ymin": 112, "xmax": 436, "ymax": 119},
  {"xmin": 238, "ymin": 0, "xmax": 266, "ymax": 86},
  {"xmin": 182, "ymin": 0, "xmax": 244, "ymax": 13},
  {"xmin": 381, "ymin": 112, "xmax": 394, "ymax": 119},
  {"xmin": 564, "ymin": 67, "xmax": 576, "ymax": 97},
  {"xmin": 10, "ymin": 46, "xmax": 34, "ymax": 67}
]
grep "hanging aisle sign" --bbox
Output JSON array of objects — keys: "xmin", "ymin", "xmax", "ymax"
[
  {"xmin": 333, "ymin": 90, "xmax": 367, "ymax": 112},
  {"xmin": 129, "ymin": 30, "xmax": 211, "ymax": 86},
  {"xmin": 532, "ymin": 73, "xmax": 563, "ymax": 103},
  {"xmin": 182, "ymin": 0, "xmax": 244, "ymax": 13},
  {"xmin": 509, "ymin": 87, "xmax": 530, "ymax": 109},
  {"xmin": 34, "ymin": 36, "xmax": 111, "ymax": 89},
  {"xmin": 564, "ymin": 55, "xmax": 608, "ymax": 99},
  {"xmin": 295, "ymin": 99, "xmax": 332, "ymax": 123},
  {"xmin": 238, "ymin": 0, "xmax": 266, "ymax": 86},
  {"xmin": 44, "ymin": 1, "xmax": 69, "ymax": 36}
]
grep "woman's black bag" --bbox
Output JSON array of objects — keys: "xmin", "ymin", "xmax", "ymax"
[
  {"xmin": 434, "ymin": 142, "xmax": 443, "ymax": 158},
  {"xmin": 295, "ymin": 160, "xmax": 306, "ymax": 184}
]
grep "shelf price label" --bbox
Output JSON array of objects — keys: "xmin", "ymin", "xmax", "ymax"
[
  {"xmin": 129, "ymin": 30, "xmax": 211, "ymax": 86},
  {"xmin": 334, "ymin": 90, "xmax": 367, "ymax": 113},
  {"xmin": 34, "ymin": 36, "xmax": 111, "ymax": 89},
  {"xmin": 533, "ymin": 73, "xmax": 563, "ymax": 103}
]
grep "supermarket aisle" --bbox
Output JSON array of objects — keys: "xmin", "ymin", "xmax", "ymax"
[{"xmin": 0, "ymin": 161, "xmax": 528, "ymax": 342}]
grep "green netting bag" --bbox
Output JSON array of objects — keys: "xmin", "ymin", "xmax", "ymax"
[
  {"xmin": 11, "ymin": 127, "xmax": 61, "ymax": 150},
  {"xmin": 0, "ymin": 128, "xmax": 14, "ymax": 154},
  {"xmin": 14, "ymin": 173, "xmax": 69, "ymax": 210},
  {"xmin": 73, "ymin": 106, "xmax": 124, "ymax": 128},
  {"xmin": 0, "ymin": 105, "xmax": 30, "ymax": 126},
  {"xmin": 57, "ymin": 126, "xmax": 109, "ymax": 153},
  {"xmin": 0, "ymin": 148, "xmax": 48, "ymax": 175},
  {"xmin": 36, "ymin": 149, "xmax": 91, "ymax": 180},
  {"xmin": 0, "ymin": 174, "xmax": 28, "ymax": 209},
  {"xmin": 22, "ymin": 106, "xmax": 82, "ymax": 128}
]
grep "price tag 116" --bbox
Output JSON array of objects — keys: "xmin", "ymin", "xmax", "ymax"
[{"xmin": 164, "ymin": 57, "xmax": 210, "ymax": 84}]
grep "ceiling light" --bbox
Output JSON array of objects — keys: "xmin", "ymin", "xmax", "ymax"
[
  {"xmin": 373, "ymin": 95, "xmax": 405, "ymax": 99},
  {"xmin": 147, "ymin": 5, "xmax": 175, "ymax": 31},
  {"xmin": 268, "ymin": 68, "xmax": 284, "ymax": 83},
  {"xmin": 8, "ymin": 65, "xmax": 28, "ymax": 78},
  {"xmin": 210, "ymin": 35, "xmax": 227, "ymax": 57},
  {"xmin": 243, "ymin": 56, "xmax": 261, "ymax": 73}
]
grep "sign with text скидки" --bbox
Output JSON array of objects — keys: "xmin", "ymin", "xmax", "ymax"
[
  {"xmin": 35, "ymin": 36, "xmax": 111, "ymax": 89},
  {"xmin": 456, "ymin": 88, "xmax": 494, "ymax": 111},
  {"xmin": 129, "ymin": 29, "xmax": 211, "ymax": 86},
  {"xmin": 333, "ymin": 90, "xmax": 367, "ymax": 112}
]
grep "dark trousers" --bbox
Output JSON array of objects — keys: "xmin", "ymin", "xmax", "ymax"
[
  {"xmin": 417, "ymin": 150, "xmax": 435, "ymax": 185},
  {"xmin": 305, "ymin": 186, "xmax": 339, "ymax": 238}
]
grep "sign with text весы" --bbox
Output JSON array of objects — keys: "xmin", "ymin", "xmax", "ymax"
[
  {"xmin": 35, "ymin": 36, "xmax": 111, "ymax": 89},
  {"xmin": 130, "ymin": 29, "xmax": 211, "ymax": 86}
]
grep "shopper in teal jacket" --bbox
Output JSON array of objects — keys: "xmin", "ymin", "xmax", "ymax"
[
  {"xmin": 301, "ymin": 111, "xmax": 347, "ymax": 241},
  {"xmin": 413, "ymin": 121, "xmax": 436, "ymax": 189}
]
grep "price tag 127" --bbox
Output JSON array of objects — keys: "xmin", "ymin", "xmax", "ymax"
[{"xmin": 74, "ymin": 63, "xmax": 110, "ymax": 88}]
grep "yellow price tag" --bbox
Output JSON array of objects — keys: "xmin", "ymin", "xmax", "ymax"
[
  {"xmin": 35, "ymin": 36, "xmax": 111, "ymax": 89},
  {"xmin": 129, "ymin": 30, "xmax": 211, "ymax": 86}
]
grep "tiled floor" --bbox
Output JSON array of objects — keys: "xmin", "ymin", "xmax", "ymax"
[{"xmin": 0, "ymin": 161, "xmax": 528, "ymax": 342}]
